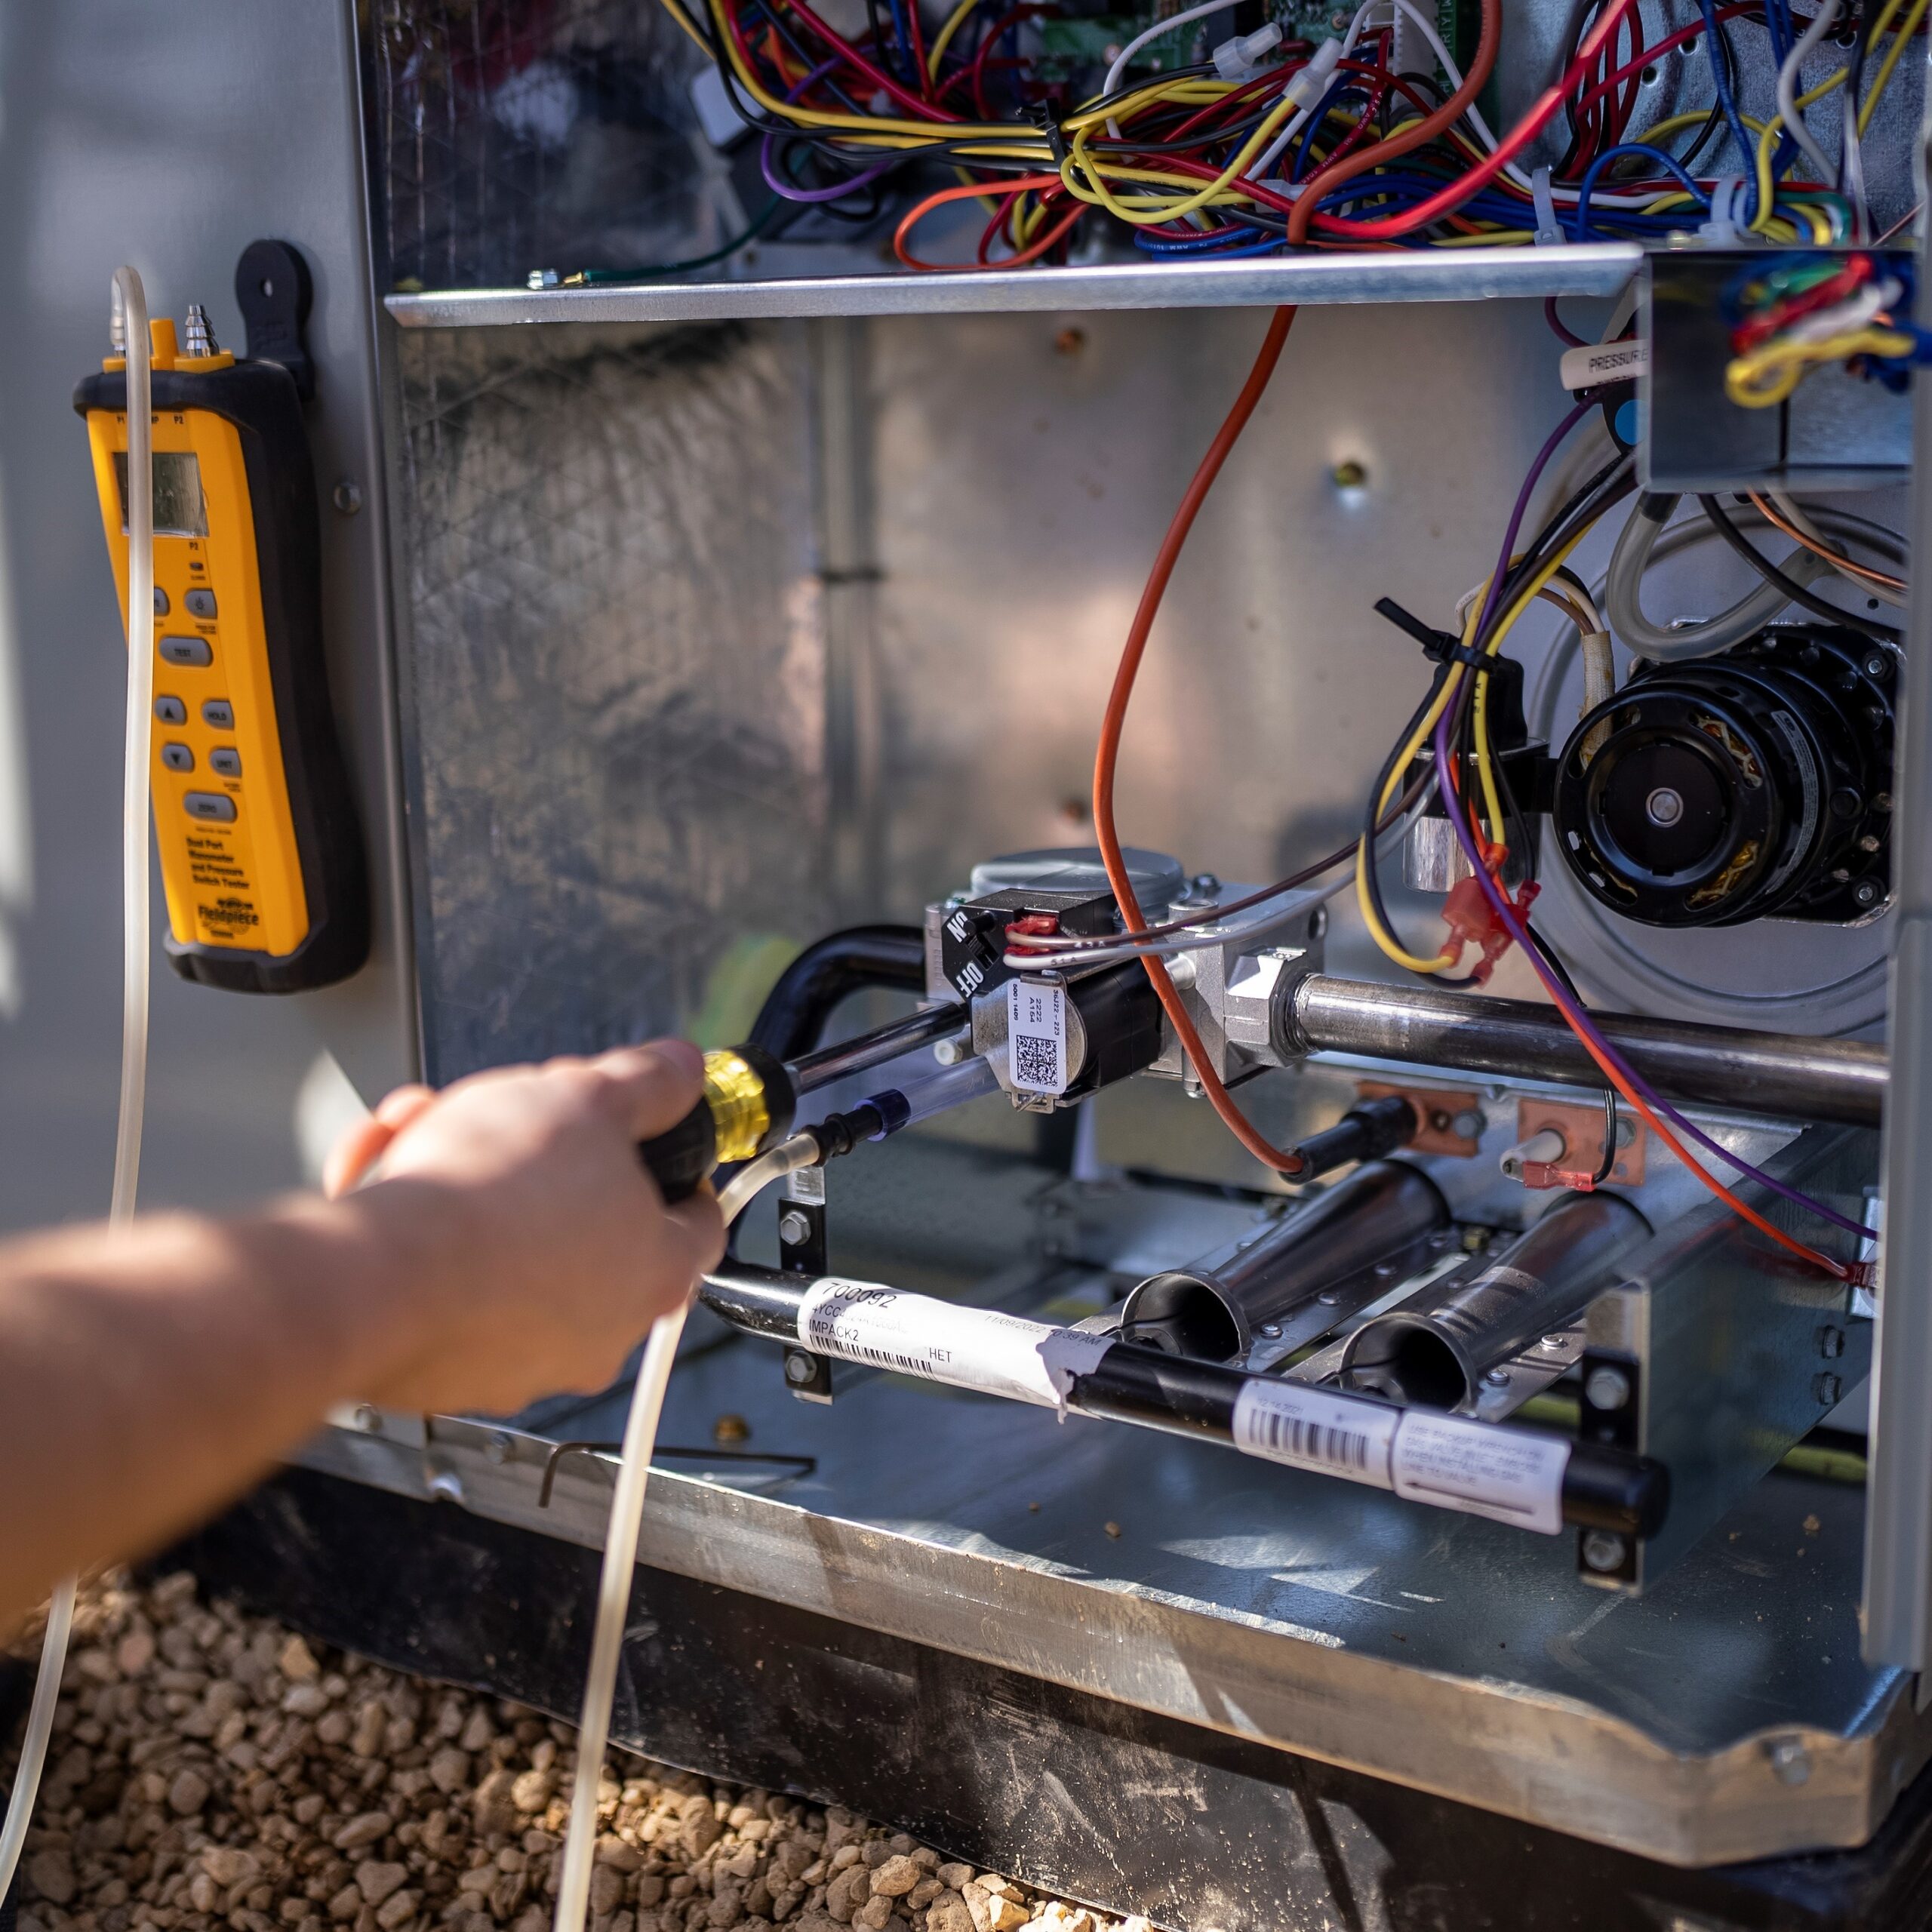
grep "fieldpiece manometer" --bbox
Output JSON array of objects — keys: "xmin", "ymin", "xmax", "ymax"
[{"xmin": 75, "ymin": 241, "xmax": 368, "ymax": 993}]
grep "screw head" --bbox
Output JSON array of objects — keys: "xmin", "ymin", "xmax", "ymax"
[
  {"xmin": 352, "ymin": 1403, "xmax": 381, "ymax": 1434},
  {"xmin": 1257, "ymin": 1322, "xmax": 1283, "ymax": 1340},
  {"xmin": 485, "ymin": 1430, "xmax": 512, "ymax": 1466},
  {"xmin": 1854, "ymin": 880, "xmax": 1881, "ymax": 907},
  {"xmin": 1483, "ymin": 1367, "xmax": 1510, "ymax": 1388},
  {"xmin": 332, "ymin": 478, "xmax": 363, "ymax": 515},
  {"xmin": 1814, "ymin": 1372, "xmax": 1844, "ymax": 1406},
  {"xmin": 1331, "ymin": 457, "xmax": 1368, "ymax": 490},
  {"xmin": 712, "ymin": 1412, "xmax": 751, "ymax": 1444},
  {"xmin": 1582, "ymin": 1531, "xmax": 1629, "ymax": 1574},
  {"xmin": 1452, "ymin": 1110, "xmax": 1484, "ymax": 1139},
  {"xmin": 1644, "ymin": 786, "xmax": 1684, "ymax": 827},
  {"xmin": 777, "ymin": 1209, "xmax": 812, "ymax": 1247},
  {"xmin": 783, "ymin": 1351, "xmax": 817, "ymax": 1386},
  {"xmin": 1817, "ymin": 1324, "xmax": 1846, "ymax": 1359},
  {"xmin": 1585, "ymin": 1365, "xmax": 1632, "ymax": 1411},
  {"xmin": 1865, "ymin": 653, "xmax": 1889, "ymax": 678},
  {"xmin": 1767, "ymin": 1737, "xmax": 1811, "ymax": 1785}
]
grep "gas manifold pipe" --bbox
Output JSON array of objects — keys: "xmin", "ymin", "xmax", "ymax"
[
  {"xmin": 1120, "ymin": 1160, "xmax": 1449, "ymax": 1361},
  {"xmin": 1338, "ymin": 1192, "xmax": 1651, "ymax": 1412}
]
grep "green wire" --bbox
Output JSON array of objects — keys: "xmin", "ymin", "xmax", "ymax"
[{"xmin": 563, "ymin": 196, "xmax": 786, "ymax": 286}]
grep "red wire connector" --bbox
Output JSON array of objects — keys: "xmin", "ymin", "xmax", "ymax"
[
  {"xmin": 1441, "ymin": 869, "xmax": 1539, "ymax": 986},
  {"xmin": 1004, "ymin": 912, "xmax": 1062, "ymax": 960},
  {"xmin": 1519, "ymin": 1161, "xmax": 1600, "ymax": 1192}
]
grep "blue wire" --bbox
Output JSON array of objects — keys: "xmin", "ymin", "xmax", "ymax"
[
  {"xmin": 1291, "ymin": 80, "xmax": 1361, "ymax": 180},
  {"xmin": 1696, "ymin": 0, "xmax": 1756, "ymax": 186},
  {"xmin": 1570, "ymin": 141, "xmax": 1711, "ymax": 239}
]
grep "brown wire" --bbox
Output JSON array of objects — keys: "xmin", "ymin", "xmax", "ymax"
[{"xmin": 1745, "ymin": 491, "xmax": 1906, "ymax": 592}]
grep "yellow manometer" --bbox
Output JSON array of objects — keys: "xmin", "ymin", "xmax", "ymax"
[{"xmin": 75, "ymin": 242, "xmax": 366, "ymax": 993}]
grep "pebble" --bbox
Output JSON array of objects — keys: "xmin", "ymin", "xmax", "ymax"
[{"xmin": 10, "ymin": 1574, "xmax": 1137, "ymax": 1932}]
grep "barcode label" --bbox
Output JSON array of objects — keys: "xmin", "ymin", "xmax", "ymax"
[
  {"xmin": 1232, "ymin": 1381, "xmax": 1397, "ymax": 1488},
  {"xmin": 1390, "ymin": 1410, "xmax": 1570, "ymax": 1534},
  {"xmin": 1007, "ymin": 980, "xmax": 1067, "ymax": 1094},
  {"xmin": 796, "ymin": 1279, "xmax": 1064, "ymax": 1407}
]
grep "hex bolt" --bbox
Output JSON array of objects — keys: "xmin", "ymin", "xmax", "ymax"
[
  {"xmin": 1817, "ymin": 1324, "xmax": 1846, "ymax": 1360},
  {"xmin": 783, "ymin": 1350, "xmax": 817, "ymax": 1386},
  {"xmin": 1585, "ymin": 1365, "xmax": 1632, "ymax": 1411},
  {"xmin": 1814, "ymin": 1372, "xmax": 1844, "ymax": 1406},
  {"xmin": 1767, "ymin": 1737, "xmax": 1811, "ymax": 1786},
  {"xmin": 777, "ymin": 1209, "xmax": 812, "ymax": 1247},
  {"xmin": 1582, "ymin": 1531, "xmax": 1628, "ymax": 1574}
]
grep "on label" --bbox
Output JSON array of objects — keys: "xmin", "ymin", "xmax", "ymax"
[
  {"xmin": 1390, "ymin": 1410, "xmax": 1571, "ymax": 1535},
  {"xmin": 1007, "ymin": 980, "xmax": 1068, "ymax": 1094},
  {"xmin": 1233, "ymin": 1380, "xmax": 1397, "ymax": 1487}
]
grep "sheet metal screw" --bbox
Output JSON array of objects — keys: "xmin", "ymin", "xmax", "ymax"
[
  {"xmin": 1482, "ymin": 1368, "xmax": 1509, "ymax": 1388},
  {"xmin": 1582, "ymin": 1531, "xmax": 1628, "ymax": 1574},
  {"xmin": 1814, "ymin": 1372, "xmax": 1843, "ymax": 1406},
  {"xmin": 1585, "ymin": 1366, "xmax": 1632, "ymax": 1411},
  {"xmin": 485, "ymin": 1431, "xmax": 512, "ymax": 1465},
  {"xmin": 427, "ymin": 1470, "xmax": 464, "ymax": 1504},
  {"xmin": 333, "ymin": 479, "xmax": 363, "ymax": 515},
  {"xmin": 352, "ymin": 1404, "xmax": 381, "ymax": 1434},
  {"xmin": 1767, "ymin": 1737, "xmax": 1811, "ymax": 1785},
  {"xmin": 1817, "ymin": 1324, "xmax": 1846, "ymax": 1359},
  {"xmin": 1258, "ymin": 1322, "xmax": 1282, "ymax": 1339},
  {"xmin": 1331, "ymin": 457, "xmax": 1368, "ymax": 490},
  {"xmin": 1854, "ymin": 880, "xmax": 1881, "ymax": 907}
]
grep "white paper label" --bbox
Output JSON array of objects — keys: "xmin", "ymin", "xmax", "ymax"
[
  {"xmin": 1007, "ymin": 980, "xmax": 1068, "ymax": 1094},
  {"xmin": 1390, "ymin": 1410, "xmax": 1571, "ymax": 1535},
  {"xmin": 797, "ymin": 1279, "xmax": 1065, "ymax": 1407},
  {"xmin": 785, "ymin": 1165, "xmax": 826, "ymax": 1204},
  {"xmin": 1558, "ymin": 338, "xmax": 1648, "ymax": 393},
  {"xmin": 1233, "ymin": 1381, "xmax": 1397, "ymax": 1487}
]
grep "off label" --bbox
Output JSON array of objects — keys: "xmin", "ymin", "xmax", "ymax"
[{"xmin": 1007, "ymin": 980, "xmax": 1068, "ymax": 1094}]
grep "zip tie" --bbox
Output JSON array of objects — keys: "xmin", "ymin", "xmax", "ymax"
[
  {"xmin": 1700, "ymin": 176, "xmax": 1745, "ymax": 246},
  {"xmin": 1531, "ymin": 168, "xmax": 1564, "ymax": 247}
]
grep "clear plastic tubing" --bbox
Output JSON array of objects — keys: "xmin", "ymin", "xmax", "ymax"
[
  {"xmin": 0, "ymin": 266, "xmax": 154, "ymax": 1904},
  {"xmin": 862, "ymin": 1049, "xmax": 1001, "ymax": 1131}
]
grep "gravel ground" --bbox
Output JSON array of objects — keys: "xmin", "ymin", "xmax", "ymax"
[{"xmin": 7, "ymin": 1577, "xmax": 1147, "ymax": 1932}]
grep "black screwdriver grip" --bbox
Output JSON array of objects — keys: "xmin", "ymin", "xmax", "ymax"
[{"xmin": 638, "ymin": 1098, "xmax": 716, "ymax": 1205}]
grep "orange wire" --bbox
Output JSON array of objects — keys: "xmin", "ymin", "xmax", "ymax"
[
  {"xmin": 893, "ymin": 175, "xmax": 1080, "ymax": 269},
  {"xmin": 1091, "ymin": 306, "xmax": 1312, "ymax": 1177},
  {"xmin": 1745, "ymin": 491, "xmax": 1906, "ymax": 592}
]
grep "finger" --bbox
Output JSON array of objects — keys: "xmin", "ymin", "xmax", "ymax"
[
  {"xmin": 324, "ymin": 1087, "xmax": 436, "ymax": 1198},
  {"xmin": 325, "ymin": 1115, "xmax": 398, "ymax": 1199},
  {"xmin": 588, "ymin": 1040, "xmax": 707, "ymax": 1140},
  {"xmin": 663, "ymin": 1187, "xmax": 728, "ymax": 1275}
]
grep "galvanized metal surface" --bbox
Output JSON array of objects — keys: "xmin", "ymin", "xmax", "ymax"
[
  {"xmin": 385, "ymin": 248, "xmax": 1645, "ymax": 328},
  {"xmin": 296, "ymin": 1312, "xmax": 1927, "ymax": 1869}
]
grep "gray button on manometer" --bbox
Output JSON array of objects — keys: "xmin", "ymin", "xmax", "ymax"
[
  {"xmin": 208, "ymin": 748, "xmax": 242, "ymax": 778},
  {"xmin": 201, "ymin": 699, "xmax": 234, "ymax": 729},
  {"xmin": 161, "ymin": 743, "xmax": 195, "ymax": 774},
  {"xmin": 154, "ymin": 697, "xmax": 186, "ymax": 725},
  {"xmin": 158, "ymin": 635, "xmax": 212, "ymax": 668},
  {"xmin": 184, "ymin": 589, "xmax": 217, "ymax": 619},
  {"xmin": 183, "ymin": 792, "xmax": 236, "ymax": 823}
]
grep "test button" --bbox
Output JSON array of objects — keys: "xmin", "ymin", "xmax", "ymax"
[
  {"xmin": 183, "ymin": 792, "xmax": 237, "ymax": 823},
  {"xmin": 159, "ymin": 635, "xmax": 212, "ymax": 668}
]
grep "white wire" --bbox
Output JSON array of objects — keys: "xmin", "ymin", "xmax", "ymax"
[
  {"xmin": 551, "ymin": 1131, "xmax": 818, "ymax": 1932},
  {"xmin": 0, "ymin": 266, "xmax": 153, "ymax": 1907},
  {"xmin": 1777, "ymin": 0, "xmax": 1844, "ymax": 189},
  {"xmin": 1102, "ymin": 0, "xmax": 1247, "ymax": 136}
]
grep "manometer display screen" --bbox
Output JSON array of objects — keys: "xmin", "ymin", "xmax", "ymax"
[{"xmin": 114, "ymin": 451, "xmax": 208, "ymax": 538}]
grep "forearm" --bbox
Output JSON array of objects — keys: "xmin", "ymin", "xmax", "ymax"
[{"xmin": 0, "ymin": 1189, "xmax": 447, "ymax": 1629}]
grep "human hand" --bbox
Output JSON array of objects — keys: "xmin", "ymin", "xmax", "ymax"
[{"xmin": 325, "ymin": 1043, "xmax": 724, "ymax": 1414}]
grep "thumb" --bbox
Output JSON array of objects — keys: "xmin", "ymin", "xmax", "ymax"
[{"xmin": 589, "ymin": 1040, "xmax": 708, "ymax": 1140}]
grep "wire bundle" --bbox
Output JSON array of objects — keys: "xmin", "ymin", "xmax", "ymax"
[
  {"xmin": 627, "ymin": 0, "xmax": 1924, "ymax": 276},
  {"xmin": 1723, "ymin": 249, "xmax": 1929, "ymax": 407}
]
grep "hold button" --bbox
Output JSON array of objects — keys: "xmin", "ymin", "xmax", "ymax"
[{"xmin": 183, "ymin": 792, "xmax": 237, "ymax": 823}]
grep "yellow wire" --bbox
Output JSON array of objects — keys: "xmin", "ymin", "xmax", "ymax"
[
  {"xmin": 928, "ymin": 0, "xmax": 983, "ymax": 78},
  {"xmin": 1752, "ymin": 67, "xmax": 1844, "ymax": 235},
  {"xmin": 1063, "ymin": 85, "xmax": 1306, "ymax": 223},
  {"xmin": 1727, "ymin": 325, "xmax": 1916, "ymax": 406},
  {"xmin": 1861, "ymin": 0, "xmax": 1929, "ymax": 131}
]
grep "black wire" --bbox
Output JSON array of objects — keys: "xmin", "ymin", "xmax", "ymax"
[{"xmin": 1698, "ymin": 494, "xmax": 1903, "ymax": 641}]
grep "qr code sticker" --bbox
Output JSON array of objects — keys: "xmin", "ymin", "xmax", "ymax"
[{"xmin": 1013, "ymin": 1034, "xmax": 1059, "ymax": 1089}]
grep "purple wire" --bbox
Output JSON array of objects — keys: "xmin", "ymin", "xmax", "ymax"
[
  {"xmin": 762, "ymin": 61, "xmax": 900, "ymax": 202},
  {"xmin": 1429, "ymin": 703, "xmax": 1866, "ymax": 1248},
  {"xmin": 1474, "ymin": 397, "xmax": 1595, "ymax": 639}
]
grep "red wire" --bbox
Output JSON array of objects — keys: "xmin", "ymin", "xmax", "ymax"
[
  {"xmin": 1091, "ymin": 307, "xmax": 1312, "ymax": 1178},
  {"xmin": 893, "ymin": 174, "xmax": 1079, "ymax": 268},
  {"xmin": 1307, "ymin": 0, "xmax": 1639, "ymax": 239},
  {"xmin": 769, "ymin": 0, "xmax": 962, "ymax": 119},
  {"xmin": 1570, "ymin": 3, "xmax": 1754, "ymax": 124},
  {"xmin": 904, "ymin": 0, "xmax": 932, "ymax": 99}
]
